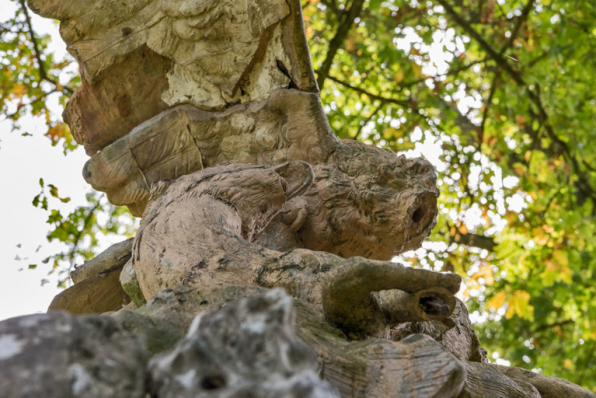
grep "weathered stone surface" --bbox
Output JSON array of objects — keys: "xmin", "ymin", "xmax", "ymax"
[
  {"xmin": 70, "ymin": 238, "xmax": 133, "ymax": 283},
  {"xmin": 132, "ymin": 162, "xmax": 460, "ymax": 337},
  {"xmin": 113, "ymin": 286, "xmax": 267, "ymax": 355},
  {"xmin": 28, "ymin": 0, "xmax": 318, "ymax": 157},
  {"xmin": 63, "ymin": 46, "xmax": 171, "ymax": 155},
  {"xmin": 116, "ymin": 285, "xmax": 466, "ymax": 397},
  {"xmin": 390, "ymin": 298, "xmax": 487, "ymax": 363},
  {"xmin": 49, "ymin": 266, "xmax": 130, "ymax": 314},
  {"xmin": 0, "ymin": 312, "xmax": 147, "ymax": 398},
  {"xmin": 293, "ymin": 296, "xmax": 467, "ymax": 397},
  {"xmin": 457, "ymin": 362, "xmax": 541, "ymax": 398},
  {"xmin": 290, "ymin": 140, "xmax": 439, "ymax": 260},
  {"xmin": 49, "ymin": 238, "xmax": 133, "ymax": 314},
  {"xmin": 495, "ymin": 364, "xmax": 596, "ymax": 398},
  {"xmin": 120, "ymin": 258, "xmax": 146, "ymax": 307},
  {"xmin": 82, "ymin": 89, "xmax": 338, "ymax": 215},
  {"xmin": 148, "ymin": 289, "xmax": 339, "ymax": 398}
]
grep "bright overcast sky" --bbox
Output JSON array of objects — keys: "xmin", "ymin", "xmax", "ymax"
[{"xmin": 0, "ymin": 1, "xmax": 119, "ymax": 321}]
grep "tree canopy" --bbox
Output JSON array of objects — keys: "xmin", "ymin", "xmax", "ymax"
[{"xmin": 1, "ymin": 0, "xmax": 595, "ymax": 391}]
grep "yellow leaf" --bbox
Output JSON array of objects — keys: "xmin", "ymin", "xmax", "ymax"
[
  {"xmin": 12, "ymin": 84, "xmax": 28, "ymax": 98},
  {"xmin": 346, "ymin": 35, "xmax": 356, "ymax": 52},
  {"xmin": 552, "ymin": 250, "xmax": 568, "ymax": 268},
  {"xmin": 506, "ymin": 290, "xmax": 534, "ymax": 321},
  {"xmin": 543, "ymin": 225, "xmax": 555, "ymax": 233},
  {"xmin": 383, "ymin": 127, "xmax": 403, "ymax": 139},
  {"xmin": 564, "ymin": 359, "xmax": 574, "ymax": 370},
  {"xmin": 470, "ymin": 264, "xmax": 494, "ymax": 286},
  {"xmin": 45, "ymin": 124, "xmax": 67, "ymax": 144},
  {"xmin": 532, "ymin": 227, "xmax": 548, "ymax": 246},
  {"xmin": 513, "ymin": 163, "xmax": 526, "ymax": 176},
  {"xmin": 411, "ymin": 62, "xmax": 423, "ymax": 78},
  {"xmin": 458, "ymin": 224, "xmax": 469, "ymax": 235},
  {"xmin": 487, "ymin": 291, "xmax": 506, "ymax": 310},
  {"xmin": 482, "ymin": 207, "xmax": 491, "ymax": 227},
  {"xmin": 515, "ymin": 114, "xmax": 526, "ymax": 127},
  {"xmin": 394, "ymin": 69, "xmax": 404, "ymax": 83}
]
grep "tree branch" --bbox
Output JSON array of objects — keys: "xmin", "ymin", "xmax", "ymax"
[
  {"xmin": 400, "ymin": 58, "xmax": 487, "ymax": 89},
  {"xmin": 453, "ymin": 232, "xmax": 496, "ymax": 251},
  {"xmin": 502, "ymin": 0, "xmax": 535, "ymax": 53},
  {"xmin": 327, "ymin": 75, "xmax": 409, "ymax": 107},
  {"xmin": 18, "ymin": 0, "xmax": 74, "ymax": 95},
  {"xmin": 1, "ymin": 89, "xmax": 57, "ymax": 121},
  {"xmin": 437, "ymin": 0, "xmax": 596, "ymax": 203},
  {"xmin": 533, "ymin": 319, "xmax": 573, "ymax": 333},
  {"xmin": 353, "ymin": 100, "xmax": 386, "ymax": 141},
  {"xmin": 68, "ymin": 198, "xmax": 103, "ymax": 272},
  {"xmin": 316, "ymin": 0, "xmax": 366, "ymax": 89},
  {"xmin": 479, "ymin": 73, "xmax": 499, "ymax": 148}
]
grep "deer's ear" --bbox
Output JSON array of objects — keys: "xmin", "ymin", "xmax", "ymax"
[{"xmin": 273, "ymin": 161, "xmax": 314, "ymax": 200}]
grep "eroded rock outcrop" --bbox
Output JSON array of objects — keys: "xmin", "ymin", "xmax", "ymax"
[
  {"xmin": 0, "ymin": 312, "xmax": 148, "ymax": 398},
  {"xmin": 148, "ymin": 289, "xmax": 339, "ymax": 398}
]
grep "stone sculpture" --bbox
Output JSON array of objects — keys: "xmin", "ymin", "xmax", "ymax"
[{"xmin": 3, "ymin": 0, "xmax": 594, "ymax": 396}]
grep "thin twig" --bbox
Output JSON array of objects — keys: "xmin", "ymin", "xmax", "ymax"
[
  {"xmin": 479, "ymin": 73, "xmax": 499, "ymax": 149},
  {"xmin": 437, "ymin": 0, "xmax": 596, "ymax": 203},
  {"xmin": 67, "ymin": 197, "xmax": 103, "ymax": 273},
  {"xmin": 316, "ymin": 0, "xmax": 366, "ymax": 89},
  {"xmin": 18, "ymin": 0, "xmax": 74, "ymax": 95},
  {"xmin": 327, "ymin": 75, "xmax": 410, "ymax": 107},
  {"xmin": 353, "ymin": 101, "xmax": 386, "ymax": 141},
  {"xmin": 502, "ymin": 0, "xmax": 535, "ymax": 53}
]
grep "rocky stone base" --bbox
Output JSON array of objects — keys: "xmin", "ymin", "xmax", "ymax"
[{"xmin": 2, "ymin": 287, "xmax": 594, "ymax": 398}]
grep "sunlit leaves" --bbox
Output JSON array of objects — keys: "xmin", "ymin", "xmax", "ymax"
[
  {"xmin": 0, "ymin": 0, "xmax": 77, "ymax": 151},
  {"xmin": 304, "ymin": 0, "xmax": 596, "ymax": 389},
  {"xmin": 34, "ymin": 192, "xmax": 137, "ymax": 287}
]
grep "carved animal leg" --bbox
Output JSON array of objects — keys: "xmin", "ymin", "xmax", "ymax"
[{"xmin": 319, "ymin": 258, "xmax": 461, "ymax": 337}]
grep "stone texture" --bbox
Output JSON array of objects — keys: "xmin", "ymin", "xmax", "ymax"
[
  {"xmin": 48, "ymin": 266, "xmax": 130, "ymax": 314},
  {"xmin": 82, "ymin": 90, "xmax": 337, "ymax": 215},
  {"xmin": 70, "ymin": 238, "xmax": 133, "ymax": 284},
  {"xmin": 495, "ymin": 365, "xmax": 596, "ymax": 398},
  {"xmin": 48, "ymin": 238, "xmax": 133, "ymax": 314},
  {"xmin": 148, "ymin": 289, "xmax": 339, "ymax": 398},
  {"xmin": 389, "ymin": 298, "xmax": 487, "ymax": 363},
  {"xmin": 132, "ymin": 162, "xmax": 460, "ymax": 338},
  {"xmin": 0, "ymin": 312, "xmax": 147, "ymax": 398},
  {"xmin": 28, "ymin": 0, "xmax": 318, "ymax": 157},
  {"xmin": 458, "ymin": 362, "xmax": 541, "ymax": 398},
  {"xmin": 117, "ymin": 285, "xmax": 467, "ymax": 397},
  {"xmin": 120, "ymin": 258, "xmax": 147, "ymax": 307}
]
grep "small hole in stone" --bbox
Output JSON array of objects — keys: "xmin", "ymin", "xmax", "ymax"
[
  {"xmin": 412, "ymin": 206, "xmax": 425, "ymax": 223},
  {"xmin": 419, "ymin": 295, "xmax": 449, "ymax": 316},
  {"xmin": 201, "ymin": 375, "xmax": 226, "ymax": 390}
]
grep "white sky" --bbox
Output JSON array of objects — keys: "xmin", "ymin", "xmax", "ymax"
[{"xmin": 0, "ymin": 0, "xmax": 105, "ymax": 321}]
